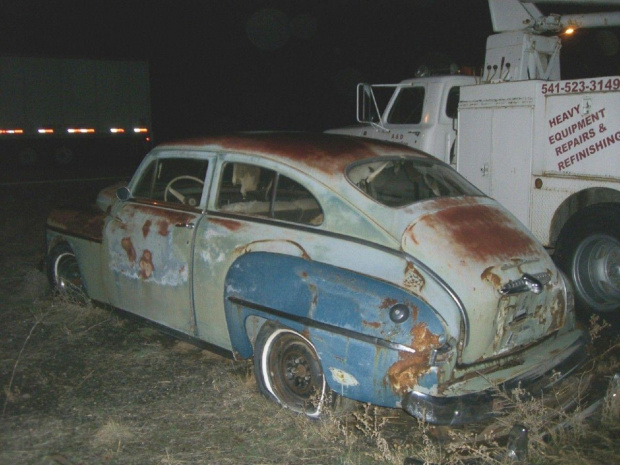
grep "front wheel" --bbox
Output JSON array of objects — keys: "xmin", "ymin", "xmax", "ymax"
[
  {"xmin": 556, "ymin": 205, "xmax": 620, "ymax": 315},
  {"xmin": 254, "ymin": 323, "xmax": 327, "ymax": 418},
  {"xmin": 47, "ymin": 243, "xmax": 88, "ymax": 303}
]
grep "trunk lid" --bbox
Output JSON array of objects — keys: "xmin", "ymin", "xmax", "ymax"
[{"xmin": 398, "ymin": 196, "xmax": 567, "ymax": 364}]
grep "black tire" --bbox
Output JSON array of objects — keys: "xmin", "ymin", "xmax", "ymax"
[
  {"xmin": 47, "ymin": 243, "xmax": 88, "ymax": 303},
  {"xmin": 555, "ymin": 204, "xmax": 620, "ymax": 316},
  {"xmin": 254, "ymin": 323, "xmax": 327, "ymax": 418}
]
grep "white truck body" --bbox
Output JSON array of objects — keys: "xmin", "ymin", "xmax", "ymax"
[{"xmin": 457, "ymin": 77, "xmax": 620, "ymax": 247}]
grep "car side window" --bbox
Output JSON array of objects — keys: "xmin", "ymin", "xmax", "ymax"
[
  {"xmin": 132, "ymin": 158, "xmax": 209, "ymax": 209},
  {"xmin": 217, "ymin": 162, "xmax": 323, "ymax": 225}
]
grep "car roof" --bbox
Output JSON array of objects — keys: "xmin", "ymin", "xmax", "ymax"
[{"xmin": 156, "ymin": 132, "xmax": 432, "ymax": 178}]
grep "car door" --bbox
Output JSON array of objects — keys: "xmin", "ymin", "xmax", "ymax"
[{"xmin": 102, "ymin": 150, "xmax": 213, "ymax": 335}]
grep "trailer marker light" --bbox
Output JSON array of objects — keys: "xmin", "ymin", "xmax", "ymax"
[
  {"xmin": 67, "ymin": 128, "xmax": 95, "ymax": 134},
  {"xmin": 38, "ymin": 129, "xmax": 54, "ymax": 134},
  {"xmin": 133, "ymin": 127, "xmax": 148, "ymax": 133},
  {"xmin": 110, "ymin": 128, "xmax": 125, "ymax": 133},
  {"xmin": 0, "ymin": 129, "xmax": 24, "ymax": 134}
]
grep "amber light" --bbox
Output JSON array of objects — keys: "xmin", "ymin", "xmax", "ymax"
[
  {"xmin": 67, "ymin": 128, "xmax": 95, "ymax": 134},
  {"xmin": 133, "ymin": 127, "xmax": 148, "ymax": 133},
  {"xmin": 38, "ymin": 128, "xmax": 54, "ymax": 134},
  {"xmin": 110, "ymin": 128, "xmax": 126, "ymax": 133},
  {"xmin": 535, "ymin": 178, "xmax": 543, "ymax": 189},
  {"xmin": 564, "ymin": 27, "xmax": 575, "ymax": 35},
  {"xmin": 0, "ymin": 129, "xmax": 24, "ymax": 134}
]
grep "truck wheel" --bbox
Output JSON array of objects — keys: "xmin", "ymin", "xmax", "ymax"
[
  {"xmin": 47, "ymin": 243, "xmax": 88, "ymax": 303},
  {"xmin": 254, "ymin": 323, "xmax": 327, "ymax": 418},
  {"xmin": 556, "ymin": 205, "xmax": 620, "ymax": 316}
]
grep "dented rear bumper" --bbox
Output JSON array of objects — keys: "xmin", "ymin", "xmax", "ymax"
[{"xmin": 402, "ymin": 332, "xmax": 589, "ymax": 425}]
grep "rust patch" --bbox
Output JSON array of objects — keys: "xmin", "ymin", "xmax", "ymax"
[
  {"xmin": 548, "ymin": 290, "xmax": 566, "ymax": 331},
  {"xmin": 160, "ymin": 132, "xmax": 421, "ymax": 176},
  {"xmin": 210, "ymin": 218, "xmax": 244, "ymax": 231},
  {"xmin": 139, "ymin": 250, "xmax": 154, "ymax": 279},
  {"xmin": 158, "ymin": 220, "xmax": 170, "ymax": 237},
  {"xmin": 363, "ymin": 320, "xmax": 381, "ymax": 329},
  {"xmin": 47, "ymin": 208, "xmax": 106, "ymax": 242},
  {"xmin": 379, "ymin": 297, "xmax": 398, "ymax": 310},
  {"xmin": 121, "ymin": 237, "xmax": 136, "ymax": 263},
  {"xmin": 411, "ymin": 202, "xmax": 540, "ymax": 262},
  {"xmin": 142, "ymin": 220, "xmax": 152, "ymax": 238},
  {"xmin": 403, "ymin": 262, "xmax": 425, "ymax": 293},
  {"xmin": 387, "ymin": 323, "xmax": 440, "ymax": 394},
  {"xmin": 481, "ymin": 266, "xmax": 502, "ymax": 289}
]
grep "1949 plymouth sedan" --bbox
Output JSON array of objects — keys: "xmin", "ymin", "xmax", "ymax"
[{"xmin": 46, "ymin": 132, "xmax": 588, "ymax": 425}]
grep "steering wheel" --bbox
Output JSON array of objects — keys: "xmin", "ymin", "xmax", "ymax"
[{"xmin": 164, "ymin": 176, "xmax": 204, "ymax": 206}]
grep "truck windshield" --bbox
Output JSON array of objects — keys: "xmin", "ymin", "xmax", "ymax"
[
  {"xmin": 386, "ymin": 87, "xmax": 425, "ymax": 124},
  {"xmin": 347, "ymin": 158, "xmax": 481, "ymax": 207}
]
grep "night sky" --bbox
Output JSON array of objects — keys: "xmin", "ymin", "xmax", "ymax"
[{"xmin": 1, "ymin": 0, "xmax": 618, "ymax": 143}]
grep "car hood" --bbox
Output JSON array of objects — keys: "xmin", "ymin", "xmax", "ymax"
[{"xmin": 396, "ymin": 196, "xmax": 569, "ymax": 364}]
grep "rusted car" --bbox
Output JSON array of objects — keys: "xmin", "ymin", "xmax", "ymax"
[{"xmin": 46, "ymin": 133, "xmax": 588, "ymax": 424}]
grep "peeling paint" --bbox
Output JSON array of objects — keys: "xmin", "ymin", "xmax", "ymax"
[
  {"xmin": 481, "ymin": 266, "xmax": 502, "ymax": 289},
  {"xmin": 379, "ymin": 297, "xmax": 398, "ymax": 310},
  {"xmin": 414, "ymin": 203, "xmax": 540, "ymax": 262},
  {"xmin": 142, "ymin": 220, "xmax": 151, "ymax": 238},
  {"xmin": 47, "ymin": 208, "xmax": 106, "ymax": 242},
  {"xmin": 158, "ymin": 220, "xmax": 170, "ymax": 237},
  {"xmin": 387, "ymin": 323, "xmax": 440, "ymax": 394},
  {"xmin": 363, "ymin": 320, "xmax": 381, "ymax": 329},
  {"xmin": 403, "ymin": 261, "xmax": 425, "ymax": 293},
  {"xmin": 139, "ymin": 249, "xmax": 154, "ymax": 279},
  {"xmin": 330, "ymin": 367, "xmax": 360, "ymax": 387},
  {"xmin": 121, "ymin": 237, "xmax": 136, "ymax": 263},
  {"xmin": 210, "ymin": 218, "xmax": 244, "ymax": 231}
]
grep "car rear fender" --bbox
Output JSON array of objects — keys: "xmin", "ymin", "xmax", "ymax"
[{"xmin": 224, "ymin": 251, "xmax": 451, "ymax": 406}]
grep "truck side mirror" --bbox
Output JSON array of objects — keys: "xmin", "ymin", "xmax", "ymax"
[{"xmin": 357, "ymin": 83, "xmax": 378, "ymax": 124}]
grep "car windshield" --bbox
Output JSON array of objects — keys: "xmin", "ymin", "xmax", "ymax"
[{"xmin": 347, "ymin": 158, "xmax": 481, "ymax": 207}]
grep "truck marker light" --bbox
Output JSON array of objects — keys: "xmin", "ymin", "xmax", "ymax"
[
  {"xmin": 38, "ymin": 129, "xmax": 54, "ymax": 134},
  {"xmin": 110, "ymin": 128, "xmax": 125, "ymax": 133},
  {"xmin": 134, "ymin": 127, "xmax": 148, "ymax": 133},
  {"xmin": 67, "ymin": 128, "xmax": 95, "ymax": 134},
  {"xmin": 0, "ymin": 129, "xmax": 24, "ymax": 134}
]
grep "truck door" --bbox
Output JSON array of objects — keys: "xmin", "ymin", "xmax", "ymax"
[{"xmin": 458, "ymin": 105, "xmax": 533, "ymax": 228}]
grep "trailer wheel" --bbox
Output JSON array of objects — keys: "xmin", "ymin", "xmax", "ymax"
[
  {"xmin": 254, "ymin": 323, "xmax": 327, "ymax": 418},
  {"xmin": 556, "ymin": 205, "xmax": 620, "ymax": 316},
  {"xmin": 47, "ymin": 243, "xmax": 88, "ymax": 303}
]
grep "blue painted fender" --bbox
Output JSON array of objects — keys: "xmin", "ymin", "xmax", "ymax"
[{"xmin": 224, "ymin": 252, "xmax": 446, "ymax": 407}]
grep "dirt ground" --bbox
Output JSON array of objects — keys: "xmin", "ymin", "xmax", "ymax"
[{"xmin": 1, "ymin": 174, "xmax": 620, "ymax": 465}]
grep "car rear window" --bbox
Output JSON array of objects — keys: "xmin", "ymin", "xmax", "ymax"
[{"xmin": 346, "ymin": 158, "xmax": 481, "ymax": 207}]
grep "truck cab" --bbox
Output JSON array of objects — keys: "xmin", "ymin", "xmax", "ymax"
[{"xmin": 326, "ymin": 74, "xmax": 476, "ymax": 166}]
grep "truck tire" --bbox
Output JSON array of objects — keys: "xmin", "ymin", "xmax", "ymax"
[
  {"xmin": 556, "ymin": 204, "xmax": 620, "ymax": 317},
  {"xmin": 254, "ymin": 322, "xmax": 327, "ymax": 418}
]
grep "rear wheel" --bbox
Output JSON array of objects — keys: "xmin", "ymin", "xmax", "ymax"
[
  {"xmin": 254, "ymin": 323, "xmax": 327, "ymax": 418},
  {"xmin": 556, "ymin": 205, "xmax": 620, "ymax": 316},
  {"xmin": 47, "ymin": 243, "xmax": 88, "ymax": 303}
]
